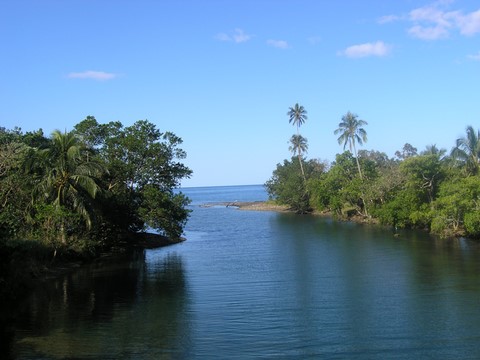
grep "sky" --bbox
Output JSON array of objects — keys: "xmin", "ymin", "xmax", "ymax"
[{"xmin": 1, "ymin": 0, "xmax": 479, "ymax": 187}]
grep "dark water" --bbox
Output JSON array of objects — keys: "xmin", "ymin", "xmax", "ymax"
[{"xmin": 6, "ymin": 185, "xmax": 480, "ymax": 359}]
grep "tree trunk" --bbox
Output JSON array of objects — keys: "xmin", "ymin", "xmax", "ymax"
[
  {"xmin": 298, "ymin": 154, "xmax": 306, "ymax": 182},
  {"xmin": 353, "ymin": 148, "xmax": 363, "ymax": 180},
  {"xmin": 60, "ymin": 220, "xmax": 67, "ymax": 245},
  {"xmin": 353, "ymin": 143, "xmax": 368, "ymax": 217}
]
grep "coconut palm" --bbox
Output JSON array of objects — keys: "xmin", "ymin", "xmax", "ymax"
[
  {"xmin": 334, "ymin": 111, "xmax": 368, "ymax": 180},
  {"xmin": 287, "ymin": 103, "xmax": 308, "ymax": 135},
  {"xmin": 36, "ymin": 130, "xmax": 105, "ymax": 243},
  {"xmin": 451, "ymin": 126, "xmax": 480, "ymax": 174},
  {"xmin": 287, "ymin": 104, "xmax": 308, "ymax": 180},
  {"xmin": 289, "ymin": 134, "xmax": 308, "ymax": 157},
  {"xmin": 421, "ymin": 144, "xmax": 447, "ymax": 158}
]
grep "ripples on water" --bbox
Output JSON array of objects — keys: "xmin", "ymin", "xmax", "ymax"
[{"xmin": 8, "ymin": 185, "xmax": 480, "ymax": 359}]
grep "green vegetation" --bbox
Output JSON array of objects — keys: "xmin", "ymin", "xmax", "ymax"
[
  {"xmin": 267, "ymin": 106, "xmax": 480, "ymax": 239},
  {"xmin": 0, "ymin": 117, "xmax": 191, "ymax": 260}
]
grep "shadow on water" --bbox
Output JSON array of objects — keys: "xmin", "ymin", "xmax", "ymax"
[
  {"xmin": 5, "ymin": 249, "xmax": 191, "ymax": 359},
  {"xmin": 270, "ymin": 213, "xmax": 480, "ymax": 358}
]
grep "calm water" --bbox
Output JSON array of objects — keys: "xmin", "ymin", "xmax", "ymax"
[{"xmin": 6, "ymin": 185, "xmax": 480, "ymax": 359}]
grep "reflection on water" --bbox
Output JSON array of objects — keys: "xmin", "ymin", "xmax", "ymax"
[
  {"xmin": 12, "ymin": 251, "xmax": 190, "ymax": 359},
  {"xmin": 4, "ymin": 185, "xmax": 480, "ymax": 359},
  {"xmin": 271, "ymin": 213, "xmax": 480, "ymax": 358}
]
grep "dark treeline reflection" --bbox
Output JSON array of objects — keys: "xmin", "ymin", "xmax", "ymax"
[
  {"xmin": 8, "ymin": 250, "xmax": 191, "ymax": 359},
  {"xmin": 270, "ymin": 213, "xmax": 480, "ymax": 358},
  {"xmin": 273, "ymin": 212, "xmax": 480, "ymax": 287}
]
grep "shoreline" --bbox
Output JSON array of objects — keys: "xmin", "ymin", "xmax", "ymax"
[
  {"xmin": 201, "ymin": 200, "xmax": 380, "ymax": 225},
  {"xmin": 2, "ymin": 232, "xmax": 184, "ymax": 292},
  {"xmin": 201, "ymin": 200, "xmax": 323, "ymax": 214},
  {"xmin": 204, "ymin": 201, "xmax": 291, "ymax": 212}
]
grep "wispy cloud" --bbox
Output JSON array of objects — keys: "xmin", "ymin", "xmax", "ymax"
[
  {"xmin": 408, "ymin": 24, "xmax": 450, "ymax": 40},
  {"xmin": 381, "ymin": 1, "xmax": 480, "ymax": 40},
  {"xmin": 468, "ymin": 51, "xmax": 480, "ymax": 61},
  {"xmin": 378, "ymin": 14, "xmax": 403, "ymax": 24},
  {"xmin": 215, "ymin": 28, "xmax": 252, "ymax": 43},
  {"xmin": 455, "ymin": 9, "xmax": 480, "ymax": 36},
  {"xmin": 67, "ymin": 70, "xmax": 118, "ymax": 81},
  {"xmin": 267, "ymin": 39, "xmax": 289, "ymax": 49},
  {"xmin": 340, "ymin": 41, "xmax": 391, "ymax": 58},
  {"xmin": 407, "ymin": 1, "xmax": 457, "ymax": 40},
  {"xmin": 307, "ymin": 36, "xmax": 322, "ymax": 45}
]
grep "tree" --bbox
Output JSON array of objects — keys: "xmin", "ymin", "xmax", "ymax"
[
  {"xmin": 0, "ymin": 139, "xmax": 30, "ymax": 239},
  {"xmin": 308, "ymin": 152, "xmax": 358, "ymax": 216},
  {"xmin": 431, "ymin": 176, "xmax": 480, "ymax": 237},
  {"xmin": 451, "ymin": 125, "xmax": 480, "ymax": 175},
  {"xmin": 266, "ymin": 158, "xmax": 324, "ymax": 214},
  {"xmin": 287, "ymin": 103, "xmax": 308, "ymax": 133},
  {"xmin": 376, "ymin": 154, "xmax": 445, "ymax": 230},
  {"xmin": 421, "ymin": 144, "xmax": 446, "ymax": 158},
  {"xmin": 395, "ymin": 143, "xmax": 417, "ymax": 160},
  {"xmin": 357, "ymin": 149, "xmax": 393, "ymax": 169},
  {"xmin": 334, "ymin": 111, "xmax": 368, "ymax": 180},
  {"xmin": 33, "ymin": 130, "xmax": 105, "ymax": 244},
  {"xmin": 99, "ymin": 120, "xmax": 192, "ymax": 238},
  {"xmin": 334, "ymin": 112, "xmax": 369, "ymax": 216},
  {"xmin": 287, "ymin": 103, "xmax": 308, "ymax": 180},
  {"xmin": 400, "ymin": 154, "xmax": 444, "ymax": 204},
  {"xmin": 288, "ymin": 134, "xmax": 308, "ymax": 158}
]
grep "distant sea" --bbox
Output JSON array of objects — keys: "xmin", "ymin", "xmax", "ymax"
[{"xmin": 177, "ymin": 184, "xmax": 268, "ymax": 206}]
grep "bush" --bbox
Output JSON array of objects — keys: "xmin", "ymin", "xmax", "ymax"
[{"xmin": 464, "ymin": 212, "xmax": 480, "ymax": 238}]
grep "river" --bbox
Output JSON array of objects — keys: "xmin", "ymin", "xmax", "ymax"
[{"xmin": 5, "ymin": 185, "xmax": 480, "ymax": 359}]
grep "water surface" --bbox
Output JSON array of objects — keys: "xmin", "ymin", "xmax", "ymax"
[{"xmin": 8, "ymin": 185, "xmax": 480, "ymax": 359}]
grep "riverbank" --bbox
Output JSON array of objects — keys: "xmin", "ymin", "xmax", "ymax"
[
  {"xmin": 226, "ymin": 201, "xmax": 379, "ymax": 226},
  {"xmin": 0, "ymin": 232, "xmax": 182, "ymax": 306},
  {"xmin": 132, "ymin": 232, "xmax": 186, "ymax": 249},
  {"xmin": 220, "ymin": 201, "xmax": 290, "ymax": 212}
]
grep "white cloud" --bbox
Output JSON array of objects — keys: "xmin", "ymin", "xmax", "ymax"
[
  {"xmin": 67, "ymin": 70, "xmax": 117, "ymax": 81},
  {"xmin": 468, "ymin": 51, "xmax": 480, "ymax": 61},
  {"xmin": 341, "ymin": 41, "xmax": 391, "ymax": 58},
  {"xmin": 408, "ymin": 24, "xmax": 449, "ymax": 40},
  {"xmin": 455, "ymin": 9, "xmax": 480, "ymax": 36},
  {"xmin": 307, "ymin": 36, "xmax": 322, "ymax": 45},
  {"xmin": 215, "ymin": 28, "xmax": 252, "ymax": 43},
  {"xmin": 384, "ymin": 1, "xmax": 480, "ymax": 40},
  {"xmin": 215, "ymin": 33, "xmax": 231, "ymax": 42},
  {"xmin": 409, "ymin": 5, "xmax": 454, "ymax": 27},
  {"xmin": 378, "ymin": 14, "xmax": 402, "ymax": 24},
  {"xmin": 406, "ymin": 2, "xmax": 459, "ymax": 40},
  {"xmin": 267, "ymin": 39, "xmax": 289, "ymax": 49}
]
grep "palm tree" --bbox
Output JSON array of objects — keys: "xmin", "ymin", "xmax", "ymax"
[
  {"xmin": 334, "ymin": 111, "xmax": 368, "ymax": 180},
  {"xmin": 421, "ymin": 144, "xmax": 447, "ymax": 158},
  {"xmin": 289, "ymin": 134, "xmax": 308, "ymax": 177},
  {"xmin": 289, "ymin": 134, "xmax": 308, "ymax": 157},
  {"xmin": 287, "ymin": 103, "xmax": 308, "ymax": 180},
  {"xmin": 287, "ymin": 103, "xmax": 308, "ymax": 134},
  {"xmin": 36, "ymin": 130, "xmax": 105, "ymax": 243},
  {"xmin": 451, "ymin": 126, "xmax": 480, "ymax": 174}
]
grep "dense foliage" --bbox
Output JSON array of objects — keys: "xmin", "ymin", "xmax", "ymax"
[
  {"xmin": 0, "ymin": 117, "xmax": 192, "ymax": 255},
  {"xmin": 267, "ymin": 106, "xmax": 480, "ymax": 239}
]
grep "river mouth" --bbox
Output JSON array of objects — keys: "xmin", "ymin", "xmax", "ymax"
[{"xmin": 6, "ymin": 185, "xmax": 480, "ymax": 359}]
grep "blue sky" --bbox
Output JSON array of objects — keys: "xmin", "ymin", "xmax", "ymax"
[{"xmin": 1, "ymin": 0, "xmax": 479, "ymax": 187}]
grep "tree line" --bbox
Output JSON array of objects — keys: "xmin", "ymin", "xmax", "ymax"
[
  {"xmin": 0, "ymin": 116, "xmax": 192, "ymax": 256},
  {"xmin": 266, "ymin": 104, "xmax": 480, "ymax": 239}
]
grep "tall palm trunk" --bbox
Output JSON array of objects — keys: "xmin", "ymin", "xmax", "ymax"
[
  {"xmin": 352, "ymin": 143, "xmax": 363, "ymax": 180},
  {"xmin": 298, "ymin": 153, "xmax": 306, "ymax": 182},
  {"xmin": 296, "ymin": 127, "xmax": 306, "ymax": 183},
  {"xmin": 352, "ymin": 141, "xmax": 368, "ymax": 217}
]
